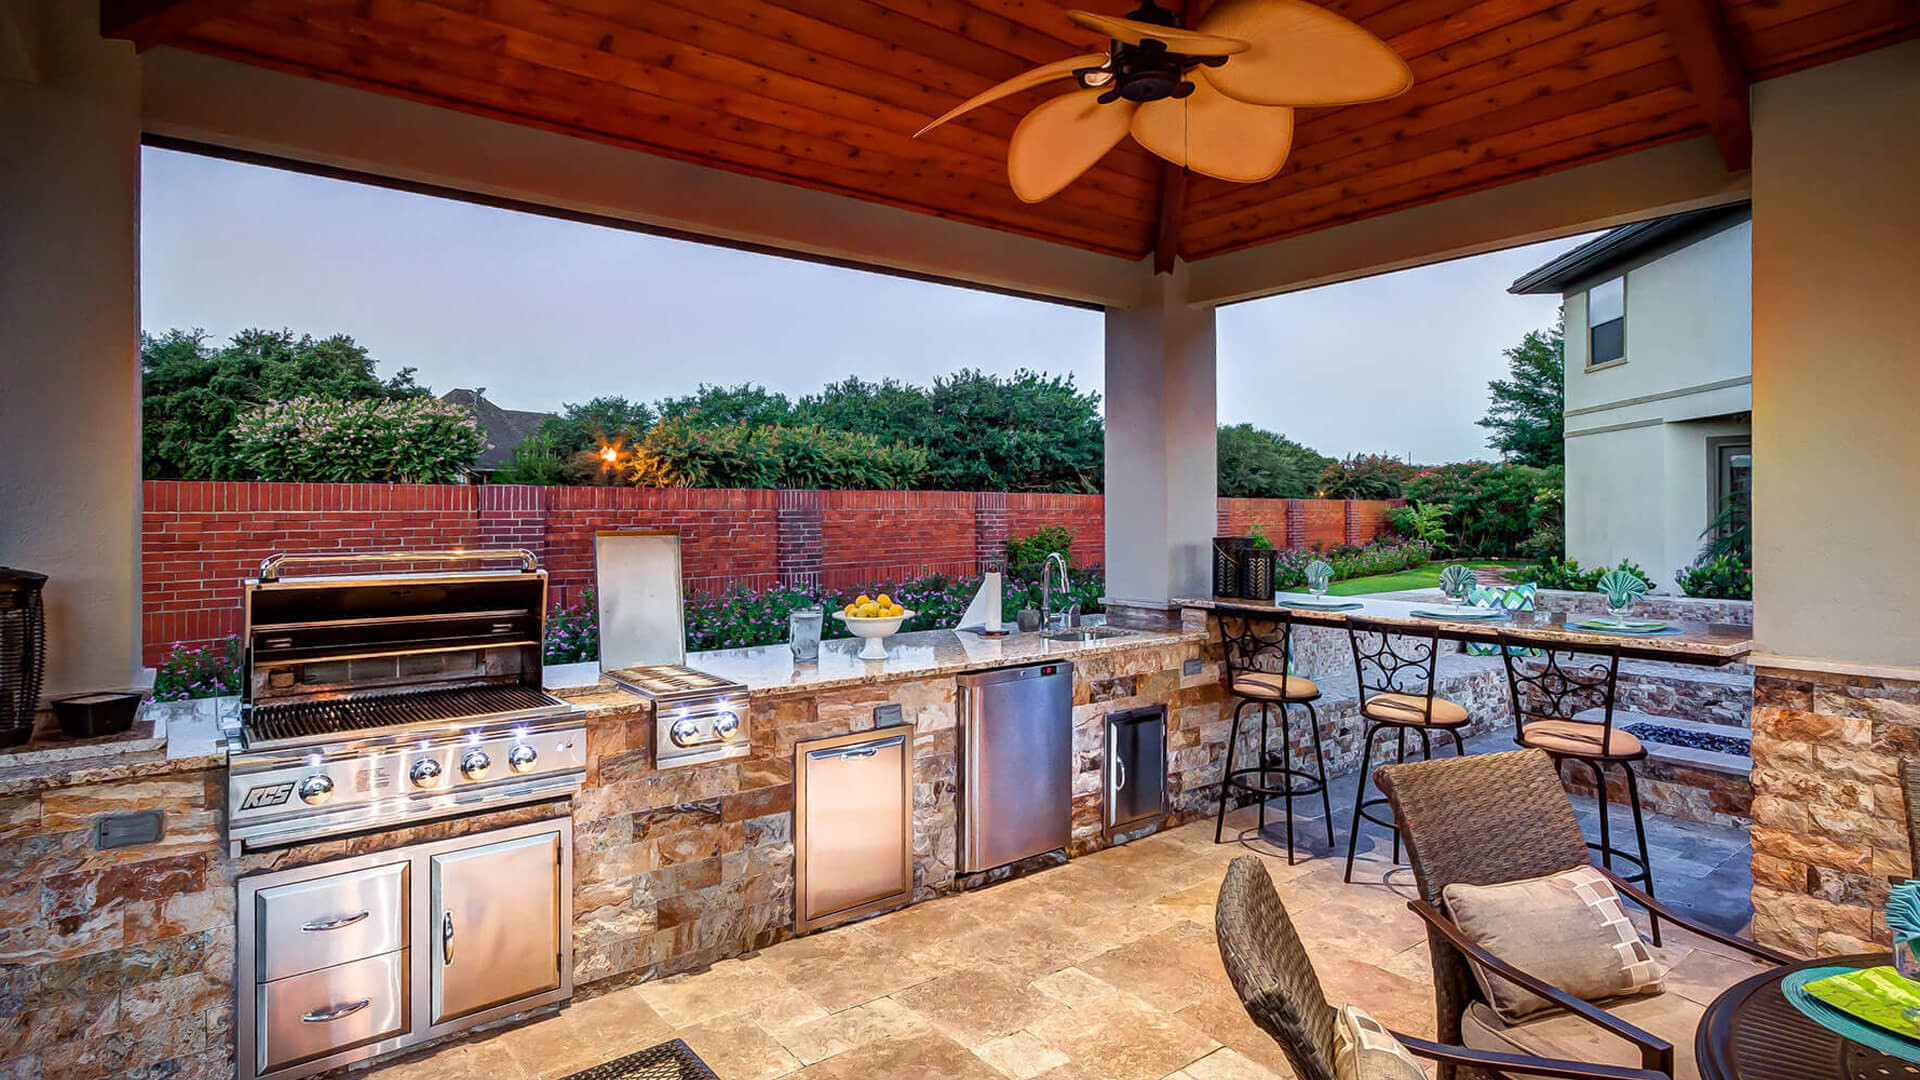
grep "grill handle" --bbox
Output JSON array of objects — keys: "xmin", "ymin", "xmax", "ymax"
[{"xmin": 257, "ymin": 549, "xmax": 540, "ymax": 582}]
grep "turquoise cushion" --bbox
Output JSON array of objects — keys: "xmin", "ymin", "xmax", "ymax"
[{"xmin": 1465, "ymin": 583, "xmax": 1536, "ymax": 655}]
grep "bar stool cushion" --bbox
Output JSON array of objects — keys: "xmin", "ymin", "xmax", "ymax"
[
  {"xmin": 1232, "ymin": 671, "xmax": 1321, "ymax": 702},
  {"xmin": 1519, "ymin": 720, "xmax": 1643, "ymax": 759},
  {"xmin": 1360, "ymin": 692, "xmax": 1468, "ymax": 727}
]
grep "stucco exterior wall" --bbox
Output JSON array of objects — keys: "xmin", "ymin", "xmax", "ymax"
[
  {"xmin": 1750, "ymin": 39, "xmax": 1920, "ymax": 670},
  {"xmin": 0, "ymin": 2, "xmax": 143, "ymax": 696},
  {"xmin": 1561, "ymin": 218, "xmax": 1752, "ymax": 587}
]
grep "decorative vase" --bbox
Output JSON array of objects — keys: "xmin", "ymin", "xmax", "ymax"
[
  {"xmin": 1213, "ymin": 537, "xmax": 1248, "ymax": 599},
  {"xmin": 1242, "ymin": 548, "xmax": 1277, "ymax": 603}
]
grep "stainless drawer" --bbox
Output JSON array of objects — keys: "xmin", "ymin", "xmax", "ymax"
[
  {"xmin": 255, "ymin": 862, "xmax": 409, "ymax": 982},
  {"xmin": 257, "ymin": 950, "xmax": 408, "ymax": 1074}
]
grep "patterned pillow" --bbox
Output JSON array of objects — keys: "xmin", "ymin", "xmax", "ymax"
[
  {"xmin": 1441, "ymin": 865, "xmax": 1667, "ymax": 1022},
  {"xmin": 1334, "ymin": 1004, "xmax": 1425, "ymax": 1080},
  {"xmin": 1465, "ymin": 583, "xmax": 1537, "ymax": 656}
]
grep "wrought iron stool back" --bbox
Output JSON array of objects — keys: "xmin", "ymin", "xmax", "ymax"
[
  {"xmin": 1345, "ymin": 617, "xmax": 1443, "ymax": 722},
  {"xmin": 1341, "ymin": 618, "xmax": 1461, "ymax": 883},
  {"xmin": 1212, "ymin": 607, "xmax": 1332, "ymax": 863},
  {"xmin": 1219, "ymin": 609, "xmax": 1303, "ymax": 692}
]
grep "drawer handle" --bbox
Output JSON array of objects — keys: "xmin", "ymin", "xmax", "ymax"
[
  {"xmin": 443, "ymin": 912, "xmax": 455, "ymax": 965},
  {"xmin": 301, "ymin": 999, "xmax": 371, "ymax": 1024},
  {"xmin": 300, "ymin": 911, "xmax": 370, "ymax": 933},
  {"xmin": 1113, "ymin": 756, "xmax": 1127, "ymax": 792},
  {"xmin": 839, "ymin": 747, "xmax": 879, "ymax": 760}
]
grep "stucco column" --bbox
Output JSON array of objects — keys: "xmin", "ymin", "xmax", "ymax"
[
  {"xmin": 1746, "ymin": 39, "xmax": 1920, "ymax": 957},
  {"xmin": 0, "ymin": 1, "xmax": 143, "ymax": 695},
  {"xmin": 1103, "ymin": 266, "xmax": 1217, "ymax": 623}
]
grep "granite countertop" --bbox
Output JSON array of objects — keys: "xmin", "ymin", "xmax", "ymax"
[
  {"xmin": 657, "ymin": 625, "xmax": 1204, "ymax": 698},
  {"xmin": 1175, "ymin": 594, "xmax": 1751, "ymax": 665},
  {"xmin": 0, "ymin": 697, "xmax": 230, "ymax": 797}
]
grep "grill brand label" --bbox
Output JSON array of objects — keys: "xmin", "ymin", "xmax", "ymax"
[
  {"xmin": 354, "ymin": 766, "xmax": 394, "ymax": 794},
  {"xmin": 240, "ymin": 782, "xmax": 294, "ymax": 810}
]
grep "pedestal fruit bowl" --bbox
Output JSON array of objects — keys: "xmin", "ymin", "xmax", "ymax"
[{"xmin": 834, "ymin": 594, "xmax": 915, "ymax": 660}]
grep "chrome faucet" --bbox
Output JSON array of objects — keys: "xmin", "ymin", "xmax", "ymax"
[{"xmin": 1040, "ymin": 552, "xmax": 1077, "ymax": 630}]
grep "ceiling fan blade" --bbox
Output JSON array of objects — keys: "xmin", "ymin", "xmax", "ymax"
[
  {"xmin": 1196, "ymin": 0, "xmax": 1412, "ymax": 106},
  {"xmin": 1007, "ymin": 88, "xmax": 1137, "ymax": 203},
  {"xmin": 1130, "ymin": 72, "xmax": 1294, "ymax": 183},
  {"xmin": 915, "ymin": 52, "xmax": 1109, "ymax": 138},
  {"xmin": 1066, "ymin": 10, "xmax": 1249, "ymax": 56}
]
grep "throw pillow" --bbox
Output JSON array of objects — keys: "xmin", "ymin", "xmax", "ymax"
[
  {"xmin": 1442, "ymin": 865, "xmax": 1666, "ymax": 1021},
  {"xmin": 1334, "ymin": 1004, "xmax": 1425, "ymax": 1080}
]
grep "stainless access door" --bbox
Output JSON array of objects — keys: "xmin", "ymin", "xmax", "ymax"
[
  {"xmin": 1107, "ymin": 706, "xmax": 1167, "ymax": 834},
  {"xmin": 429, "ymin": 830, "xmax": 563, "ymax": 1024},
  {"xmin": 796, "ymin": 729, "xmax": 913, "ymax": 932},
  {"xmin": 959, "ymin": 662, "xmax": 1074, "ymax": 872}
]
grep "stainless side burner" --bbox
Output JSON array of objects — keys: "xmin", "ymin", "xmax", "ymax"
[{"xmin": 604, "ymin": 663, "xmax": 751, "ymax": 769}]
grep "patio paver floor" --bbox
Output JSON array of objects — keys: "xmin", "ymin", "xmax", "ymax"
[{"xmin": 365, "ymin": 775, "xmax": 1755, "ymax": 1080}]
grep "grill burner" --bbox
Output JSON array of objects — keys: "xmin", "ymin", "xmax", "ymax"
[{"xmin": 248, "ymin": 684, "xmax": 565, "ymax": 744}]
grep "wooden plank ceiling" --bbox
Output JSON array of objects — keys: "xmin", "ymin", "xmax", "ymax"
[{"xmin": 125, "ymin": 0, "xmax": 1920, "ymax": 262}]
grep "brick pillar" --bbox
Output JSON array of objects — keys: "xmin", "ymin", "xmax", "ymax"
[
  {"xmin": 1215, "ymin": 498, "xmax": 1229, "ymax": 536},
  {"xmin": 1344, "ymin": 500, "xmax": 1364, "ymax": 546},
  {"xmin": 1285, "ymin": 499, "xmax": 1307, "ymax": 550},
  {"xmin": 777, "ymin": 489, "xmax": 824, "ymax": 588},
  {"xmin": 973, "ymin": 492, "xmax": 1009, "ymax": 571}
]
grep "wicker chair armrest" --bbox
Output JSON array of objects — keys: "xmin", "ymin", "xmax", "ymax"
[
  {"xmin": 1592, "ymin": 869, "xmax": 1793, "ymax": 966},
  {"xmin": 1407, "ymin": 900, "xmax": 1675, "ymax": 1076},
  {"xmin": 1393, "ymin": 1030, "xmax": 1670, "ymax": 1080}
]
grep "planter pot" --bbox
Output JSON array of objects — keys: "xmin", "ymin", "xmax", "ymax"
[
  {"xmin": 1212, "ymin": 537, "xmax": 1249, "ymax": 599},
  {"xmin": 1242, "ymin": 548, "xmax": 1277, "ymax": 603},
  {"xmin": 0, "ymin": 568, "xmax": 48, "ymax": 747}
]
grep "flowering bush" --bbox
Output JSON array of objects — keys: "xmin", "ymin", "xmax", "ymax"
[
  {"xmin": 1273, "ymin": 538, "xmax": 1431, "ymax": 588},
  {"xmin": 544, "ymin": 590, "xmax": 601, "ymax": 664},
  {"xmin": 1675, "ymin": 555, "xmax": 1752, "ymax": 600},
  {"xmin": 230, "ymin": 396, "xmax": 485, "ymax": 483},
  {"xmin": 151, "ymin": 637, "xmax": 242, "ymax": 700},
  {"xmin": 626, "ymin": 418, "xmax": 927, "ymax": 490},
  {"xmin": 1525, "ymin": 557, "xmax": 1654, "ymax": 593}
]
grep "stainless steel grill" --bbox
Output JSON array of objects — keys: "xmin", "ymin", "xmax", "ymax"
[
  {"xmin": 604, "ymin": 663, "xmax": 751, "ymax": 770},
  {"xmin": 247, "ymin": 684, "xmax": 567, "ymax": 744},
  {"xmin": 226, "ymin": 550, "xmax": 586, "ymax": 854}
]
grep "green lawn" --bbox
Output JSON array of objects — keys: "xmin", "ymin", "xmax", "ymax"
[{"xmin": 1283, "ymin": 560, "xmax": 1532, "ymax": 597}]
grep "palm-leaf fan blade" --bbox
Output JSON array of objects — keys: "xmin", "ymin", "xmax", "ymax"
[
  {"xmin": 1196, "ymin": 0, "xmax": 1412, "ymax": 106},
  {"xmin": 1131, "ymin": 72, "xmax": 1294, "ymax": 183},
  {"xmin": 914, "ymin": 53, "xmax": 1109, "ymax": 138},
  {"xmin": 1007, "ymin": 88, "xmax": 1138, "ymax": 203},
  {"xmin": 1066, "ymin": 10, "xmax": 1248, "ymax": 56}
]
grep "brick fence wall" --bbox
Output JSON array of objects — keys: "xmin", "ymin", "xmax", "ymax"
[{"xmin": 140, "ymin": 481, "xmax": 1396, "ymax": 663}]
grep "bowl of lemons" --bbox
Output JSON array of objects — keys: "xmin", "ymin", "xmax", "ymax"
[{"xmin": 833, "ymin": 594, "xmax": 915, "ymax": 660}]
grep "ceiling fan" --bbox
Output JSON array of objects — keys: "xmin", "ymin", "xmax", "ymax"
[{"xmin": 915, "ymin": 0, "xmax": 1412, "ymax": 203}]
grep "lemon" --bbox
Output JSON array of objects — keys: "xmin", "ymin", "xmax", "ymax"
[
  {"xmin": 876, "ymin": 593, "xmax": 893, "ymax": 607},
  {"xmin": 843, "ymin": 603, "xmax": 857, "ymax": 616},
  {"xmin": 888, "ymin": 604, "xmax": 905, "ymax": 617},
  {"xmin": 855, "ymin": 594, "xmax": 871, "ymax": 605}
]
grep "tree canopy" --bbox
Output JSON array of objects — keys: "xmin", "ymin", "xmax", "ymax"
[
  {"xmin": 141, "ymin": 328, "xmax": 423, "ymax": 479},
  {"xmin": 1478, "ymin": 317, "xmax": 1565, "ymax": 467},
  {"xmin": 1217, "ymin": 424, "xmax": 1331, "ymax": 498}
]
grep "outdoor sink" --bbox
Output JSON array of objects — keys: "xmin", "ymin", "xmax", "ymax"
[{"xmin": 1039, "ymin": 626, "xmax": 1137, "ymax": 643}]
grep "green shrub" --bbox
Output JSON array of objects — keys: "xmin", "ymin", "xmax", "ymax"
[
  {"xmin": 492, "ymin": 431, "xmax": 575, "ymax": 485},
  {"xmin": 627, "ymin": 418, "xmax": 927, "ymax": 490},
  {"xmin": 544, "ymin": 590, "xmax": 600, "ymax": 664},
  {"xmin": 150, "ymin": 637, "xmax": 242, "ymax": 701},
  {"xmin": 1403, "ymin": 461, "xmax": 1562, "ymax": 557},
  {"xmin": 230, "ymin": 396, "xmax": 485, "ymax": 483},
  {"xmin": 1526, "ymin": 557, "xmax": 1654, "ymax": 593},
  {"xmin": 1388, "ymin": 502, "xmax": 1452, "ymax": 551},
  {"xmin": 1317, "ymin": 454, "xmax": 1417, "ymax": 499},
  {"xmin": 1217, "ymin": 424, "xmax": 1329, "ymax": 498},
  {"xmin": 1274, "ymin": 538, "xmax": 1431, "ymax": 587},
  {"xmin": 1004, "ymin": 526, "xmax": 1075, "ymax": 576},
  {"xmin": 1676, "ymin": 556, "xmax": 1752, "ymax": 600},
  {"xmin": 1248, "ymin": 526, "xmax": 1276, "ymax": 551}
]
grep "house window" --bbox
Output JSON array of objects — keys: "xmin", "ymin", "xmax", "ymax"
[
  {"xmin": 1715, "ymin": 441, "xmax": 1752, "ymax": 541},
  {"xmin": 1588, "ymin": 276, "xmax": 1625, "ymax": 366}
]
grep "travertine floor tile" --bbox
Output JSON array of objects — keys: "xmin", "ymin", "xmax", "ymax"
[
  {"xmin": 1078, "ymin": 921, "xmax": 1226, "ymax": 1014},
  {"xmin": 770, "ymin": 996, "xmax": 928, "ymax": 1065},
  {"xmin": 751, "ymin": 926, "xmax": 941, "ymax": 1011},
  {"xmin": 892, "ymin": 968, "xmax": 1062, "ymax": 1048},
  {"xmin": 499, "ymin": 991, "xmax": 674, "ymax": 1079},
  {"xmin": 634, "ymin": 955, "xmax": 798, "ymax": 1028},
  {"xmin": 674, "ymin": 1013, "xmax": 801, "ymax": 1080},
  {"xmin": 792, "ymin": 1030, "xmax": 1005, "ymax": 1080},
  {"xmin": 974, "ymin": 1029, "xmax": 1072, "ymax": 1079},
  {"xmin": 1180, "ymin": 1046, "xmax": 1289, "ymax": 1080},
  {"xmin": 1030, "ymin": 991, "xmax": 1220, "ymax": 1080}
]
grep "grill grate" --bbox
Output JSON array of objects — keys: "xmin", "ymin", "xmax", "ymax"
[{"xmin": 247, "ymin": 684, "xmax": 563, "ymax": 743}]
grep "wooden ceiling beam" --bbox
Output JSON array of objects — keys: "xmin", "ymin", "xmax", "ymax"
[
  {"xmin": 1154, "ymin": 163, "xmax": 1187, "ymax": 275},
  {"xmin": 101, "ymin": 0, "xmax": 247, "ymax": 50},
  {"xmin": 1651, "ymin": 0, "xmax": 1752, "ymax": 169}
]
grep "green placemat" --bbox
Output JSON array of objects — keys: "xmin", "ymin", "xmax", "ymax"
[
  {"xmin": 1783, "ymin": 965, "xmax": 1920, "ymax": 1064},
  {"xmin": 1409, "ymin": 607, "xmax": 1507, "ymax": 621},
  {"xmin": 1567, "ymin": 620, "xmax": 1684, "ymax": 636},
  {"xmin": 1275, "ymin": 597, "xmax": 1363, "ymax": 611}
]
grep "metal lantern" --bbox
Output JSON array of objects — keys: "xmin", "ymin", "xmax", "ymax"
[
  {"xmin": 1242, "ymin": 547, "xmax": 1277, "ymax": 603},
  {"xmin": 0, "ymin": 568, "xmax": 48, "ymax": 747},
  {"xmin": 1212, "ymin": 537, "xmax": 1248, "ymax": 598}
]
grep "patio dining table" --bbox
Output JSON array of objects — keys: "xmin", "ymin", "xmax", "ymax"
[{"xmin": 1175, "ymin": 595, "xmax": 1752, "ymax": 667}]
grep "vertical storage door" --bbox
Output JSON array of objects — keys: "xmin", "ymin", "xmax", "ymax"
[
  {"xmin": 430, "ymin": 830, "xmax": 563, "ymax": 1024},
  {"xmin": 1107, "ymin": 706, "xmax": 1167, "ymax": 833},
  {"xmin": 797, "ymin": 730, "xmax": 912, "ymax": 932}
]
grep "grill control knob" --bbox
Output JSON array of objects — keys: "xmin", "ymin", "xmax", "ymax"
[
  {"xmin": 297, "ymin": 773, "xmax": 335, "ymax": 806},
  {"xmin": 712, "ymin": 711, "xmax": 740, "ymax": 738},
  {"xmin": 460, "ymin": 748, "xmax": 493, "ymax": 780},
  {"xmin": 507, "ymin": 743, "xmax": 538, "ymax": 773},
  {"xmin": 670, "ymin": 718, "xmax": 703, "ymax": 747},
  {"xmin": 409, "ymin": 757, "xmax": 445, "ymax": 789}
]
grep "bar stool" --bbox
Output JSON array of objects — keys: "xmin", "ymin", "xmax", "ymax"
[
  {"xmin": 1497, "ymin": 631, "xmax": 1660, "ymax": 943},
  {"xmin": 1343, "ymin": 618, "xmax": 1470, "ymax": 884},
  {"xmin": 1213, "ymin": 610, "xmax": 1333, "ymax": 863}
]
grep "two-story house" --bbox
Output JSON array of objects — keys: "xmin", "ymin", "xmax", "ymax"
[{"xmin": 1510, "ymin": 204, "xmax": 1752, "ymax": 589}]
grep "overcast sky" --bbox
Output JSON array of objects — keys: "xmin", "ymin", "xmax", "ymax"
[{"xmin": 141, "ymin": 146, "xmax": 1582, "ymax": 464}]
